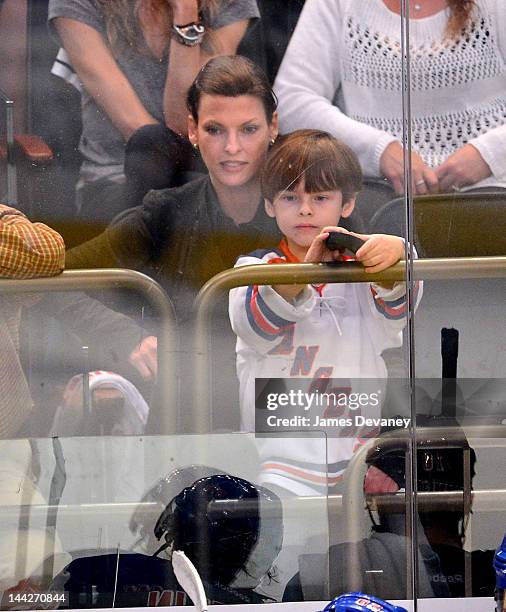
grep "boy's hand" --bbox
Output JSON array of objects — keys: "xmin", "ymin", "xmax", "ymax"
[
  {"xmin": 304, "ymin": 226, "xmax": 350, "ymax": 263},
  {"xmin": 305, "ymin": 227, "xmax": 404, "ymax": 274},
  {"xmin": 355, "ymin": 233, "xmax": 405, "ymax": 273}
]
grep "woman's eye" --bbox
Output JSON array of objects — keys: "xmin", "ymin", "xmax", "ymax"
[
  {"xmin": 243, "ymin": 125, "xmax": 259, "ymax": 134},
  {"xmin": 205, "ymin": 125, "xmax": 222, "ymax": 135}
]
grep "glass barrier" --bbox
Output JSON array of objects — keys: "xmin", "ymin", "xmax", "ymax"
[
  {"xmin": 0, "ymin": 431, "xmax": 330, "ymax": 608},
  {"xmin": 194, "ymin": 258, "xmax": 506, "ymax": 609},
  {"xmin": 412, "ymin": 275, "xmax": 506, "ymax": 600},
  {"xmin": 195, "ymin": 262, "xmax": 416, "ymax": 606},
  {"xmin": 6, "ymin": 0, "xmax": 506, "ymax": 609},
  {"xmin": 406, "ymin": 0, "xmax": 506, "ymax": 607},
  {"xmin": 0, "ymin": 276, "xmax": 332, "ymax": 609},
  {"xmin": 0, "ymin": 271, "xmax": 177, "ymax": 436}
]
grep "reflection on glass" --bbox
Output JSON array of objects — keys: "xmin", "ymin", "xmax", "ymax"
[
  {"xmin": 49, "ymin": 471, "xmax": 284, "ymax": 608},
  {"xmin": 404, "ymin": 0, "xmax": 506, "ymax": 604},
  {"xmin": 413, "ymin": 276, "xmax": 506, "ymax": 599},
  {"xmin": 3, "ymin": 0, "xmax": 505, "ymax": 606},
  {"xmin": 0, "ymin": 433, "xmax": 330, "ymax": 609}
]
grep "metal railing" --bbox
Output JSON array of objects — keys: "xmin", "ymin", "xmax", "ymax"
[
  {"xmin": 0, "ymin": 269, "xmax": 178, "ymax": 433},
  {"xmin": 5, "ymin": 485, "xmax": 506, "ymax": 520}
]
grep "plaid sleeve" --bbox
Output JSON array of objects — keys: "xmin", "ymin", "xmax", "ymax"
[{"xmin": 0, "ymin": 205, "xmax": 65, "ymax": 278}]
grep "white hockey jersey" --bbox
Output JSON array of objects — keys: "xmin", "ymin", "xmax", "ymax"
[{"xmin": 229, "ymin": 242, "xmax": 421, "ymax": 496}]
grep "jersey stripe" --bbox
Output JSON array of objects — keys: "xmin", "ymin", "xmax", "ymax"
[
  {"xmin": 261, "ymin": 457, "xmax": 349, "ymax": 488},
  {"xmin": 245, "ymin": 284, "xmax": 294, "ymax": 340},
  {"xmin": 371, "ymin": 280, "xmax": 421, "ymax": 320}
]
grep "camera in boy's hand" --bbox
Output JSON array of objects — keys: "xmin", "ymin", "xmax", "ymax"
[
  {"xmin": 306, "ymin": 227, "xmax": 404, "ymax": 276},
  {"xmin": 325, "ymin": 231, "xmax": 365, "ymax": 254}
]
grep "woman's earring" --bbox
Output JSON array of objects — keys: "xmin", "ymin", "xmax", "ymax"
[
  {"xmin": 269, "ymin": 138, "xmax": 276, "ymax": 148},
  {"xmin": 192, "ymin": 142, "xmax": 199, "ymax": 151}
]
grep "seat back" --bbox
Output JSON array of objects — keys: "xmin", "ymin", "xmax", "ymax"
[
  {"xmin": 0, "ymin": 0, "xmax": 27, "ymax": 205},
  {"xmin": 370, "ymin": 192, "xmax": 506, "ymax": 257},
  {"xmin": 0, "ymin": 0, "xmax": 81, "ymax": 221}
]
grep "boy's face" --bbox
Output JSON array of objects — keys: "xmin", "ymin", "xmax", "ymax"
[{"xmin": 265, "ymin": 179, "xmax": 355, "ymax": 258}]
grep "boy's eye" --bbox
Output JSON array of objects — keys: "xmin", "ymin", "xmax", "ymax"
[
  {"xmin": 279, "ymin": 193, "xmax": 297, "ymax": 202},
  {"xmin": 242, "ymin": 125, "xmax": 259, "ymax": 134},
  {"xmin": 314, "ymin": 194, "xmax": 328, "ymax": 202}
]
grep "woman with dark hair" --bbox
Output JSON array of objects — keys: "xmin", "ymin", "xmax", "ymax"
[
  {"xmin": 275, "ymin": 0, "xmax": 506, "ymax": 212},
  {"xmin": 48, "ymin": 0, "xmax": 260, "ymax": 221},
  {"xmin": 57, "ymin": 55, "xmax": 279, "ymax": 382},
  {"xmin": 66, "ymin": 55, "xmax": 279, "ymax": 305}
]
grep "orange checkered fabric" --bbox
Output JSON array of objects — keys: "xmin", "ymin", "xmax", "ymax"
[
  {"xmin": 0, "ymin": 205, "xmax": 65, "ymax": 437},
  {"xmin": 0, "ymin": 205, "xmax": 65, "ymax": 278}
]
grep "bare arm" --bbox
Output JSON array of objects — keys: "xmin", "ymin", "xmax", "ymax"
[
  {"xmin": 164, "ymin": 0, "xmax": 250, "ymax": 135},
  {"xmin": 54, "ymin": 18, "xmax": 158, "ymax": 140}
]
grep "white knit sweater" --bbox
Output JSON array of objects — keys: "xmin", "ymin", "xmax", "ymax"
[{"xmin": 274, "ymin": 0, "xmax": 506, "ymax": 189}]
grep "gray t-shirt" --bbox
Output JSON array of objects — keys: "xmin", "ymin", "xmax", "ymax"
[{"xmin": 48, "ymin": 0, "xmax": 260, "ymax": 185}]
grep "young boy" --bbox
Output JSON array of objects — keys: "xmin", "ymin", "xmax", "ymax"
[{"xmin": 229, "ymin": 130, "xmax": 421, "ymax": 497}]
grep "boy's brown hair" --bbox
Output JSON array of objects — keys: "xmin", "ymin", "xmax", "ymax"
[{"xmin": 262, "ymin": 129, "xmax": 362, "ymax": 204}]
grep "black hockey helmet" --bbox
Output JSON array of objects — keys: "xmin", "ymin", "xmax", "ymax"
[{"xmin": 153, "ymin": 474, "xmax": 283, "ymax": 586}]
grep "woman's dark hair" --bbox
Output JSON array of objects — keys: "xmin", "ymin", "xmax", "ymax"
[
  {"xmin": 262, "ymin": 129, "xmax": 362, "ymax": 205},
  {"xmin": 447, "ymin": 0, "xmax": 476, "ymax": 38},
  {"xmin": 187, "ymin": 56, "xmax": 278, "ymax": 122}
]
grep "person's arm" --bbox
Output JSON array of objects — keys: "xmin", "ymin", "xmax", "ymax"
[
  {"xmin": 363, "ymin": 278, "xmax": 423, "ymax": 348},
  {"xmin": 65, "ymin": 203, "xmax": 156, "ymax": 270},
  {"xmin": 307, "ymin": 227, "xmax": 422, "ymax": 334},
  {"xmin": 0, "ymin": 205, "xmax": 65, "ymax": 278},
  {"xmin": 32, "ymin": 291, "xmax": 158, "ymax": 381},
  {"xmin": 436, "ymin": 125, "xmax": 506, "ymax": 192},
  {"xmin": 435, "ymin": 0, "xmax": 506, "ymax": 190},
  {"xmin": 354, "ymin": 233, "xmax": 405, "ymax": 278},
  {"xmin": 434, "ymin": 143, "xmax": 494, "ymax": 192},
  {"xmin": 53, "ymin": 17, "xmax": 158, "ymax": 140},
  {"xmin": 273, "ymin": 0, "xmax": 438, "ymax": 194},
  {"xmin": 65, "ymin": 230, "xmax": 121, "ymax": 270},
  {"xmin": 163, "ymin": 0, "xmax": 252, "ymax": 135},
  {"xmin": 274, "ymin": 0, "xmax": 396, "ymax": 178},
  {"xmin": 63, "ymin": 203, "xmax": 164, "ymax": 380},
  {"xmin": 229, "ymin": 255, "xmax": 314, "ymax": 354},
  {"xmin": 358, "ymin": 235, "xmax": 422, "ymax": 333}
]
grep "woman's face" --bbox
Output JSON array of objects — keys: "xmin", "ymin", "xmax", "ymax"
[{"xmin": 188, "ymin": 94, "xmax": 278, "ymax": 192}]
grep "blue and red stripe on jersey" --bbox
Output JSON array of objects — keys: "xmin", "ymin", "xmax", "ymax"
[
  {"xmin": 261, "ymin": 456, "xmax": 349, "ymax": 493},
  {"xmin": 370, "ymin": 280, "xmax": 421, "ymax": 320},
  {"xmin": 245, "ymin": 284, "xmax": 294, "ymax": 341}
]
